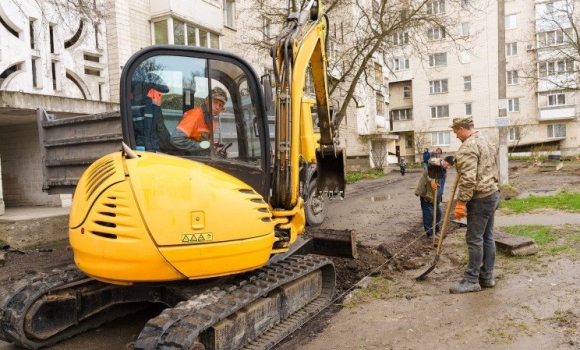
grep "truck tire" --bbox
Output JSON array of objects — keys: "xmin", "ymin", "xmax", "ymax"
[{"xmin": 305, "ymin": 178, "xmax": 327, "ymax": 227}]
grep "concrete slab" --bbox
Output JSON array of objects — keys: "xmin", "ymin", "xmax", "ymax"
[
  {"xmin": 0, "ymin": 207, "xmax": 69, "ymax": 249},
  {"xmin": 494, "ymin": 230, "xmax": 538, "ymax": 256}
]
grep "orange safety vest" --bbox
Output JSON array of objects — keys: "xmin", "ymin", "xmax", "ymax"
[{"xmin": 175, "ymin": 105, "xmax": 216, "ymax": 142}]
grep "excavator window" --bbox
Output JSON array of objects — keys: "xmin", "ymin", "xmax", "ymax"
[{"xmin": 128, "ymin": 54, "xmax": 266, "ymax": 166}]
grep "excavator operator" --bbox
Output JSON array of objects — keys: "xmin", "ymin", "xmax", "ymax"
[{"xmin": 170, "ymin": 86, "xmax": 228, "ymax": 155}]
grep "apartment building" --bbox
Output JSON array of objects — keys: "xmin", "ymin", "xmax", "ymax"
[{"xmin": 387, "ymin": 0, "xmax": 580, "ymax": 163}]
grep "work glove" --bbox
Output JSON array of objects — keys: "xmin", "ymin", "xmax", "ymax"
[
  {"xmin": 454, "ymin": 201, "xmax": 467, "ymax": 219},
  {"xmin": 430, "ymin": 181, "xmax": 439, "ymax": 190}
]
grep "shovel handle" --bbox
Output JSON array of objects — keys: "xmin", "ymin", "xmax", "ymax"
[{"xmin": 435, "ymin": 174, "xmax": 460, "ymax": 254}]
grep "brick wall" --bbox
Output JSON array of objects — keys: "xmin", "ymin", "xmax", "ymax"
[{"xmin": 0, "ymin": 124, "xmax": 61, "ymax": 207}]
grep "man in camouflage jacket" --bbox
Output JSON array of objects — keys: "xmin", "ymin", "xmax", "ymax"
[{"xmin": 449, "ymin": 117, "xmax": 501, "ymax": 294}]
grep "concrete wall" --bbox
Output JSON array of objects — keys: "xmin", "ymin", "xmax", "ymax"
[{"xmin": 0, "ymin": 123, "xmax": 60, "ymax": 207}]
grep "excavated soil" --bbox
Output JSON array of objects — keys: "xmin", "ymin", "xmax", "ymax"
[{"xmin": 1, "ymin": 160, "xmax": 580, "ymax": 350}]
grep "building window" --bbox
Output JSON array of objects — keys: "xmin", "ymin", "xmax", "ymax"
[
  {"xmin": 31, "ymin": 59, "xmax": 39, "ymax": 87},
  {"xmin": 430, "ymin": 105, "xmax": 449, "ymax": 119},
  {"xmin": 262, "ymin": 16, "xmax": 271, "ymax": 41},
  {"xmin": 547, "ymin": 124, "xmax": 566, "ymax": 138},
  {"xmin": 173, "ymin": 19, "xmax": 185, "ymax": 45},
  {"xmin": 154, "ymin": 20, "xmax": 219, "ymax": 48},
  {"xmin": 507, "ymin": 70, "xmax": 518, "ymax": 85},
  {"xmin": 508, "ymin": 98, "xmax": 519, "ymax": 112},
  {"xmin": 391, "ymin": 31, "xmax": 409, "ymax": 45},
  {"xmin": 403, "ymin": 86, "xmax": 411, "ymax": 98},
  {"xmin": 374, "ymin": 62, "xmax": 383, "ymax": 83},
  {"xmin": 460, "ymin": 50, "xmax": 471, "ymax": 63},
  {"xmin": 505, "ymin": 14, "xmax": 516, "ymax": 29},
  {"xmin": 391, "ymin": 57, "xmax": 410, "ymax": 71},
  {"xmin": 465, "ymin": 102, "xmax": 472, "ymax": 115},
  {"xmin": 506, "ymin": 42, "xmax": 517, "ymax": 56},
  {"xmin": 429, "ymin": 79, "xmax": 448, "ymax": 94},
  {"xmin": 154, "ymin": 20, "xmax": 168, "ymax": 44},
  {"xmin": 49, "ymin": 25, "xmax": 55, "ymax": 53},
  {"xmin": 463, "ymin": 76, "xmax": 472, "ymax": 90},
  {"xmin": 29, "ymin": 20, "xmax": 36, "ymax": 49},
  {"xmin": 538, "ymin": 29, "xmax": 570, "ymax": 46},
  {"xmin": 509, "ymin": 127, "xmax": 520, "ymax": 141},
  {"xmin": 539, "ymin": 60, "xmax": 573, "ymax": 77},
  {"xmin": 461, "ymin": 22, "xmax": 470, "ymax": 36},
  {"xmin": 427, "ymin": 26, "xmax": 446, "ymax": 41},
  {"xmin": 426, "ymin": 0, "xmax": 445, "ymax": 15},
  {"xmin": 432, "ymin": 131, "xmax": 451, "ymax": 146},
  {"xmin": 51, "ymin": 61, "xmax": 57, "ymax": 89},
  {"xmin": 406, "ymin": 134, "xmax": 414, "ymax": 148},
  {"xmin": 548, "ymin": 93, "xmax": 566, "ymax": 106},
  {"xmin": 429, "ymin": 53, "xmax": 447, "ymax": 67},
  {"xmin": 376, "ymin": 94, "xmax": 384, "ymax": 114},
  {"xmin": 224, "ymin": 0, "xmax": 235, "ymax": 28},
  {"xmin": 392, "ymin": 109, "xmax": 411, "ymax": 121}
]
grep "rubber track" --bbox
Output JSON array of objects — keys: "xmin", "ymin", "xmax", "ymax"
[
  {"xmin": 135, "ymin": 254, "xmax": 335, "ymax": 350},
  {"xmin": 0, "ymin": 264, "xmax": 89, "ymax": 349}
]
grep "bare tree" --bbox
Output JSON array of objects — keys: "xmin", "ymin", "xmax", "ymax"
[
  {"xmin": 518, "ymin": 1, "xmax": 580, "ymax": 90},
  {"xmin": 235, "ymin": 0, "xmax": 489, "ymax": 127}
]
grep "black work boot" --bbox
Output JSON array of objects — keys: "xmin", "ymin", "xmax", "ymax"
[
  {"xmin": 449, "ymin": 280, "xmax": 481, "ymax": 294},
  {"xmin": 479, "ymin": 278, "xmax": 496, "ymax": 288}
]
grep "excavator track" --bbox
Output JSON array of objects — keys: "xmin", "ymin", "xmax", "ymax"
[
  {"xmin": 135, "ymin": 254, "xmax": 335, "ymax": 350},
  {"xmin": 0, "ymin": 264, "xmax": 90, "ymax": 349}
]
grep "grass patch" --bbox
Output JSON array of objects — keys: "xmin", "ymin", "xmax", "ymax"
[
  {"xmin": 500, "ymin": 191, "xmax": 580, "ymax": 214},
  {"xmin": 343, "ymin": 276, "xmax": 390, "ymax": 307},
  {"xmin": 346, "ymin": 169, "xmax": 386, "ymax": 183},
  {"xmin": 502, "ymin": 225, "xmax": 557, "ymax": 245}
]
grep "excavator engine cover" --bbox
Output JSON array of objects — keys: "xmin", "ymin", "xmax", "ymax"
[{"xmin": 315, "ymin": 147, "xmax": 346, "ymax": 196}]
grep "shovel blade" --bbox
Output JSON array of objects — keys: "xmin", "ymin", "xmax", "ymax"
[{"xmin": 415, "ymin": 254, "xmax": 440, "ymax": 280}]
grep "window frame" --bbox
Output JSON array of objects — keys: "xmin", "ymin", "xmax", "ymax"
[
  {"xmin": 506, "ymin": 42, "xmax": 517, "ymax": 56},
  {"xmin": 463, "ymin": 75, "xmax": 472, "ymax": 90},
  {"xmin": 430, "ymin": 105, "xmax": 449, "ymax": 119},
  {"xmin": 223, "ymin": 0, "xmax": 236, "ymax": 29},
  {"xmin": 505, "ymin": 14, "xmax": 517, "ymax": 29},
  {"xmin": 429, "ymin": 53, "xmax": 447, "ymax": 67},
  {"xmin": 431, "ymin": 131, "xmax": 451, "ymax": 146},
  {"xmin": 547, "ymin": 123, "xmax": 566, "ymax": 138},
  {"xmin": 508, "ymin": 98, "xmax": 520, "ymax": 112},
  {"xmin": 507, "ymin": 70, "xmax": 518, "ymax": 85},
  {"xmin": 429, "ymin": 79, "xmax": 448, "ymax": 94},
  {"xmin": 547, "ymin": 93, "xmax": 566, "ymax": 106}
]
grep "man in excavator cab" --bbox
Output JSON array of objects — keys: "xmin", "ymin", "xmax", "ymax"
[
  {"xmin": 170, "ymin": 86, "xmax": 231, "ymax": 157},
  {"xmin": 131, "ymin": 73, "xmax": 171, "ymax": 151}
]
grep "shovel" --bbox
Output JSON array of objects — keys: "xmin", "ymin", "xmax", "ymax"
[{"xmin": 416, "ymin": 174, "xmax": 460, "ymax": 280}]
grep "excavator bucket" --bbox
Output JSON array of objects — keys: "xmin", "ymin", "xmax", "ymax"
[{"xmin": 316, "ymin": 147, "xmax": 346, "ymax": 197}]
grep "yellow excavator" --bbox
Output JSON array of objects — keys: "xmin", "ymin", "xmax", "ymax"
[{"xmin": 0, "ymin": 1, "xmax": 351, "ymax": 349}]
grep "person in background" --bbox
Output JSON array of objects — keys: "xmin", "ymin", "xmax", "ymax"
[
  {"xmin": 433, "ymin": 147, "xmax": 443, "ymax": 158},
  {"xmin": 422, "ymin": 148, "xmax": 431, "ymax": 170},
  {"xmin": 171, "ymin": 87, "xmax": 228, "ymax": 155},
  {"xmin": 399, "ymin": 158, "xmax": 407, "ymax": 176},
  {"xmin": 414, "ymin": 156, "xmax": 454, "ymax": 239},
  {"xmin": 449, "ymin": 117, "xmax": 500, "ymax": 294}
]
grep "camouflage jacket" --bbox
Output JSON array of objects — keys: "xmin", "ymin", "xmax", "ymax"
[{"xmin": 456, "ymin": 131, "xmax": 499, "ymax": 202}]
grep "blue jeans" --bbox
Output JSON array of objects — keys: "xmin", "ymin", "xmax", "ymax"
[
  {"xmin": 463, "ymin": 191, "xmax": 501, "ymax": 283},
  {"xmin": 420, "ymin": 197, "xmax": 441, "ymax": 237}
]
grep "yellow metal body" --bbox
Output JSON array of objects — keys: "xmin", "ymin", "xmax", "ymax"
[
  {"xmin": 300, "ymin": 98, "xmax": 320, "ymax": 164},
  {"xmin": 70, "ymin": 152, "xmax": 276, "ymax": 285}
]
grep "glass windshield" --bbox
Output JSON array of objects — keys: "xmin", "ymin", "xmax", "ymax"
[{"xmin": 129, "ymin": 55, "xmax": 264, "ymax": 165}]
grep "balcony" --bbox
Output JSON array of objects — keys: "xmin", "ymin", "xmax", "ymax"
[
  {"xmin": 391, "ymin": 119, "xmax": 414, "ymax": 132},
  {"xmin": 538, "ymin": 105, "xmax": 576, "ymax": 121}
]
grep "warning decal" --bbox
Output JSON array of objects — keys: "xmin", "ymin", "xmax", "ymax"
[{"xmin": 181, "ymin": 233, "xmax": 213, "ymax": 243}]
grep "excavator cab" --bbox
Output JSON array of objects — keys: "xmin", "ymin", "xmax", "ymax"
[{"xmin": 122, "ymin": 46, "xmax": 273, "ymax": 197}]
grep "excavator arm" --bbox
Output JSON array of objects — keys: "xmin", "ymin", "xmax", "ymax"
[{"xmin": 270, "ymin": 0, "xmax": 346, "ymax": 244}]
